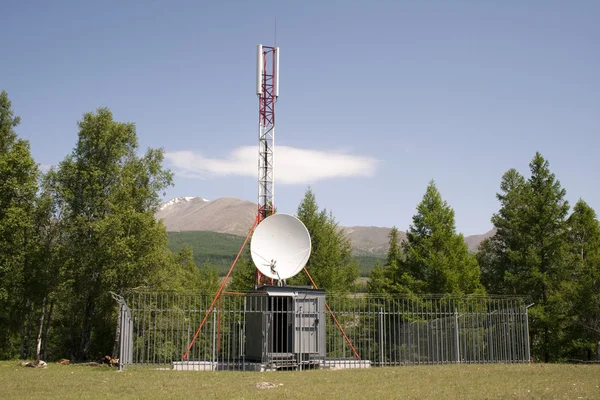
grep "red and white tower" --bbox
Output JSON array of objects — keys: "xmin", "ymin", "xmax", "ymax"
[
  {"xmin": 256, "ymin": 44, "xmax": 279, "ymax": 222},
  {"xmin": 183, "ymin": 44, "xmax": 359, "ymax": 360},
  {"xmin": 255, "ymin": 44, "xmax": 279, "ymax": 286}
]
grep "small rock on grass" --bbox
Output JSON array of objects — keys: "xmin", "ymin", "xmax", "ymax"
[
  {"xmin": 21, "ymin": 360, "xmax": 47, "ymax": 368},
  {"xmin": 256, "ymin": 382, "xmax": 283, "ymax": 389}
]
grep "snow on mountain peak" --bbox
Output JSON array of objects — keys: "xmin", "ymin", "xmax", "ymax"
[{"xmin": 159, "ymin": 196, "xmax": 209, "ymax": 211}]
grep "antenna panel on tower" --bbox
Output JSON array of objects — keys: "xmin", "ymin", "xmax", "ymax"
[
  {"xmin": 256, "ymin": 45, "xmax": 263, "ymax": 95},
  {"xmin": 274, "ymin": 47, "xmax": 280, "ymax": 97}
]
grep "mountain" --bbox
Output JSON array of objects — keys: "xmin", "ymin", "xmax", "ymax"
[
  {"xmin": 464, "ymin": 228, "xmax": 497, "ymax": 252},
  {"xmin": 156, "ymin": 196, "xmax": 494, "ymax": 256},
  {"xmin": 341, "ymin": 226, "xmax": 406, "ymax": 256},
  {"xmin": 155, "ymin": 196, "xmax": 256, "ymax": 236}
]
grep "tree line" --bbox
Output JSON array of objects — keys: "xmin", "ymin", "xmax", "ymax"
[
  {"xmin": 216, "ymin": 148, "xmax": 600, "ymax": 363},
  {"xmin": 2, "ymin": 88, "xmax": 599, "ymax": 363},
  {"xmin": 0, "ymin": 91, "xmax": 219, "ymax": 362},
  {"xmin": 0, "ymin": 90, "xmax": 357, "ymax": 363},
  {"xmin": 367, "ymin": 155, "xmax": 600, "ymax": 363}
]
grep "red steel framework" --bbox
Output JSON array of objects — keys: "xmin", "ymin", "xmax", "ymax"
[{"xmin": 257, "ymin": 45, "xmax": 277, "ymax": 221}]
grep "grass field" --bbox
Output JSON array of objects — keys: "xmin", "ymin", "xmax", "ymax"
[{"xmin": 2, "ymin": 361, "xmax": 599, "ymax": 399}]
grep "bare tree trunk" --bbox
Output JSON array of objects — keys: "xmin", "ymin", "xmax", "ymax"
[
  {"xmin": 112, "ymin": 303, "xmax": 122, "ymax": 359},
  {"xmin": 24, "ymin": 301, "xmax": 33, "ymax": 359},
  {"xmin": 19, "ymin": 323, "xmax": 26, "ymax": 359},
  {"xmin": 36, "ymin": 297, "xmax": 47, "ymax": 361},
  {"xmin": 78, "ymin": 295, "xmax": 95, "ymax": 361},
  {"xmin": 42, "ymin": 298, "xmax": 55, "ymax": 361},
  {"xmin": 19, "ymin": 302, "xmax": 27, "ymax": 359}
]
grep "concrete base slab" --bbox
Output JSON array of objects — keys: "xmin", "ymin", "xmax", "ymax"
[{"xmin": 172, "ymin": 359, "xmax": 371, "ymax": 371}]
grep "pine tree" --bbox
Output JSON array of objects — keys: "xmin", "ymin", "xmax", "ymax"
[
  {"xmin": 228, "ymin": 245, "xmax": 257, "ymax": 292},
  {"xmin": 386, "ymin": 227, "xmax": 402, "ymax": 268},
  {"xmin": 478, "ymin": 168, "xmax": 529, "ymax": 294},
  {"xmin": 288, "ymin": 187, "xmax": 359, "ymax": 293},
  {"xmin": 368, "ymin": 181, "xmax": 484, "ymax": 296},
  {"xmin": 566, "ymin": 200, "xmax": 600, "ymax": 262},
  {"xmin": 400, "ymin": 180, "xmax": 484, "ymax": 295},
  {"xmin": 560, "ymin": 199, "xmax": 600, "ymax": 360},
  {"xmin": 367, "ymin": 227, "xmax": 401, "ymax": 294},
  {"xmin": 366, "ymin": 259, "xmax": 387, "ymax": 294},
  {"xmin": 479, "ymin": 152, "xmax": 570, "ymax": 362}
]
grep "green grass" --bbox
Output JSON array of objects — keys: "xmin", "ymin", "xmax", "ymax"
[
  {"xmin": 167, "ymin": 231, "xmax": 385, "ymax": 277},
  {"xmin": 2, "ymin": 361, "xmax": 599, "ymax": 399}
]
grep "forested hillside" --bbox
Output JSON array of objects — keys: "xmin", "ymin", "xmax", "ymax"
[
  {"xmin": 167, "ymin": 231, "xmax": 244, "ymax": 275},
  {"xmin": 166, "ymin": 231, "xmax": 384, "ymax": 276}
]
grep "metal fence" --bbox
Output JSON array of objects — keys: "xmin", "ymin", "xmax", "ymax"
[{"xmin": 113, "ymin": 290, "xmax": 530, "ymax": 371}]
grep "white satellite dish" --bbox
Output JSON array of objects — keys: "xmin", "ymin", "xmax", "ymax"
[{"xmin": 250, "ymin": 213, "xmax": 312, "ymax": 281}]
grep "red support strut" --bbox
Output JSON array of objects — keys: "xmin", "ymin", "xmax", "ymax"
[
  {"xmin": 183, "ymin": 217, "xmax": 258, "ymax": 360},
  {"xmin": 302, "ymin": 267, "xmax": 361, "ymax": 360}
]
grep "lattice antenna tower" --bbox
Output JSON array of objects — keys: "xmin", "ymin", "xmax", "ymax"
[
  {"xmin": 183, "ymin": 44, "xmax": 360, "ymax": 361},
  {"xmin": 256, "ymin": 44, "xmax": 279, "ymax": 222},
  {"xmin": 256, "ymin": 44, "xmax": 279, "ymax": 286}
]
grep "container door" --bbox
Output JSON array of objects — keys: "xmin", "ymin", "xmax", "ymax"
[{"xmin": 293, "ymin": 297, "xmax": 320, "ymax": 354}]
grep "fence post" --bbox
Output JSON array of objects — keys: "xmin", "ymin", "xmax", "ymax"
[
  {"xmin": 379, "ymin": 307, "xmax": 384, "ymax": 366},
  {"xmin": 524, "ymin": 304, "xmax": 532, "ymax": 363},
  {"xmin": 212, "ymin": 310, "xmax": 217, "ymax": 366},
  {"xmin": 454, "ymin": 308, "xmax": 460, "ymax": 364},
  {"xmin": 241, "ymin": 296, "xmax": 247, "ymax": 367},
  {"xmin": 119, "ymin": 303, "xmax": 125, "ymax": 371},
  {"xmin": 109, "ymin": 292, "xmax": 131, "ymax": 371}
]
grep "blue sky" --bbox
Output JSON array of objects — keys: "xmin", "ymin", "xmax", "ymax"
[{"xmin": 2, "ymin": 0, "xmax": 599, "ymax": 235}]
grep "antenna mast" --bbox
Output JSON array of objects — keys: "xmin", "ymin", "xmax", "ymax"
[
  {"xmin": 256, "ymin": 44, "xmax": 279, "ymax": 285},
  {"xmin": 184, "ymin": 44, "xmax": 360, "ymax": 361},
  {"xmin": 256, "ymin": 44, "xmax": 279, "ymax": 222}
]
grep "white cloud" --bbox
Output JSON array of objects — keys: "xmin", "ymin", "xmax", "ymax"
[{"xmin": 165, "ymin": 146, "xmax": 378, "ymax": 184}]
